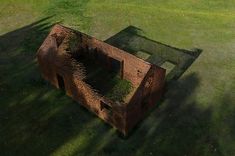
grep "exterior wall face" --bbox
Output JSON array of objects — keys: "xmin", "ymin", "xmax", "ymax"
[
  {"xmin": 125, "ymin": 65, "xmax": 166, "ymax": 133},
  {"xmin": 37, "ymin": 24, "xmax": 166, "ymax": 135}
]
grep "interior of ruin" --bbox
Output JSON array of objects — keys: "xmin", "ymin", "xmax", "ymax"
[{"xmin": 67, "ymin": 36, "xmax": 133, "ymax": 102}]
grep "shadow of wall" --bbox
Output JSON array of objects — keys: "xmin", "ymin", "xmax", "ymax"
[
  {"xmin": 0, "ymin": 17, "xmax": 107, "ymax": 156},
  {"xmin": 105, "ymin": 26, "xmax": 202, "ymax": 84}
]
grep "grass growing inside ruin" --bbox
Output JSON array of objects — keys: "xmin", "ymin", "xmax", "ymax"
[
  {"xmin": 0, "ymin": 0, "xmax": 235, "ymax": 156},
  {"xmin": 104, "ymin": 76, "xmax": 132, "ymax": 102},
  {"xmin": 87, "ymin": 71, "xmax": 133, "ymax": 102}
]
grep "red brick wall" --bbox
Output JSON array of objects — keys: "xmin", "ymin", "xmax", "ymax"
[
  {"xmin": 37, "ymin": 27, "xmax": 128, "ymax": 133},
  {"xmin": 37, "ymin": 24, "xmax": 166, "ymax": 135},
  {"xmin": 125, "ymin": 65, "xmax": 166, "ymax": 134},
  {"xmin": 77, "ymin": 32, "xmax": 151, "ymax": 86}
]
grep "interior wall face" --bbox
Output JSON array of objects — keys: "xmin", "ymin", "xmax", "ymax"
[
  {"xmin": 77, "ymin": 33, "xmax": 151, "ymax": 86},
  {"xmin": 41, "ymin": 59, "xmax": 127, "ymax": 132}
]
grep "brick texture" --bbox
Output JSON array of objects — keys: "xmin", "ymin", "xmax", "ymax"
[{"xmin": 37, "ymin": 24, "xmax": 166, "ymax": 135}]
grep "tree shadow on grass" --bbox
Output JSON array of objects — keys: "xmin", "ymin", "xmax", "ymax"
[
  {"xmin": 1, "ymin": 20, "xmax": 234, "ymax": 156},
  {"xmin": 69, "ymin": 73, "xmax": 219, "ymax": 156},
  {"xmin": 0, "ymin": 17, "xmax": 109, "ymax": 156}
]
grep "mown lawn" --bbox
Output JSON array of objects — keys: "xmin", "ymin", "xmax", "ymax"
[{"xmin": 0, "ymin": 0, "xmax": 235, "ymax": 156}]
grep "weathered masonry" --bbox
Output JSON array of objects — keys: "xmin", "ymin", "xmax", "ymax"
[{"xmin": 37, "ymin": 24, "xmax": 166, "ymax": 135}]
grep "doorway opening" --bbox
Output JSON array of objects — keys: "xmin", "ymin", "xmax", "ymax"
[{"xmin": 57, "ymin": 74, "xmax": 65, "ymax": 90}]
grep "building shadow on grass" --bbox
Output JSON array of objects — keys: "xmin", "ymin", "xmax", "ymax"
[{"xmin": 105, "ymin": 26, "xmax": 202, "ymax": 84}]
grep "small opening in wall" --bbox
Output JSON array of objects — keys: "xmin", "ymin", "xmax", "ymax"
[
  {"xmin": 100, "ymin": 101, "xmax": 112, "ymax": 114},
  {"xmin": 145, "ymin": 75, "xmax": 153, "ymax": 89},
  {"xmin": 109, "ymin": 57, "xmax": 123, "ymax": 76},
  {"xmin": 137, "ymin": 70, "xmax": 142, "ymax": 77}
]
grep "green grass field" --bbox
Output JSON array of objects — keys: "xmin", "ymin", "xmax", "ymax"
[{"xmin": 0, "ymin": 0, "xmax": 235, "ymax": 155}]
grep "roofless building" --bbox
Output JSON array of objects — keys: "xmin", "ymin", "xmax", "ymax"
[{"xmin": 37, "ymin": 24, "xmax": 166, "ymax": 135}]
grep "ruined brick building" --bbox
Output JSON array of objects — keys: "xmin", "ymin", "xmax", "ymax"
[{"xmin": 37, "ymin": 24, "xmax": 166, "ymax": 135}]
